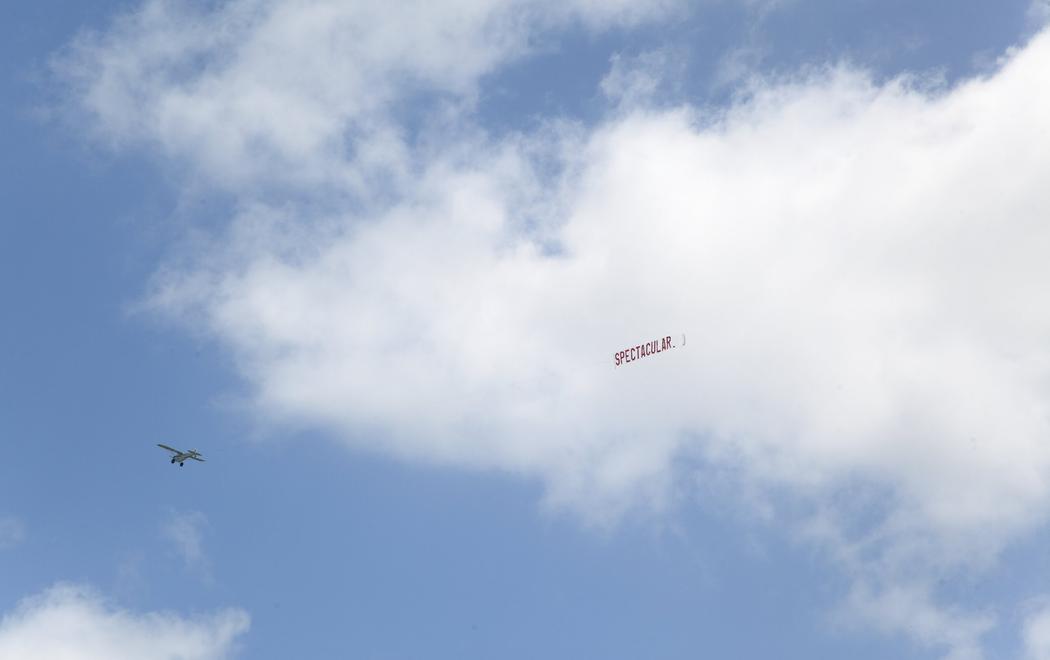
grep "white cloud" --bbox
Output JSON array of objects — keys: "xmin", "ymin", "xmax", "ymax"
[
  {"xmin": 150, "ymin": 27, "xmax": 1050, "ymax": 530},
  {"xmin": 161, "ymin": 510, "xmax": 209, "ymax": 572},
  {"xmin": 0, "ymin": 515, "xmax": 25, "ymax": 549},
  {"xmin": 1024, "ymin": 601, "xmax": 1050, "ymax": 660},
  {"xmin": 54, "ymin": 0, "xmax": 677, "ymax": 197},
  {"xmin": 57, "ymin": 2, "xmax": 1050, "ymax": 657},
  {"xmin": 840, "ymin": 582, "xmax": 994, "ymax": 660},
  {"xmin": 151, "ymin": 28, "xmax": 1050, "ymax": 658},
  {"xmin": 0, "ymin": 584, "xmax": 249, "ymax": 660}
]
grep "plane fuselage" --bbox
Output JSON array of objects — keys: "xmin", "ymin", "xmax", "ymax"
[{"xmin": 158, "ymin": 444, "xmax": 205, "ymax": 465}]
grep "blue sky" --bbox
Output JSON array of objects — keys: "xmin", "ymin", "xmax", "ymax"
[{"xmin": 3, "ymin": 2, "xmax": 1050, "ymax": 658}]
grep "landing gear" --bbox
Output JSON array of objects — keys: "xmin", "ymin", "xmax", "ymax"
[
  {"xmin": 171, "ymin": 458, "xmax": 175, "ymax": 464},
  {"xmin": 180, "ymin": 462, "xmax": 184, "ymax": 467}
]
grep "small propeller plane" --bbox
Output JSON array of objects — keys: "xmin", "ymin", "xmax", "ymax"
[{"xmin": 157, "ymin": 444, "xmax": 206, "ymax": 467}]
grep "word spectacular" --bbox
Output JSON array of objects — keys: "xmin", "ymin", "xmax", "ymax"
[{"xmin": 615, "ymin": 335, "xmax": 674, "ymax": 367}]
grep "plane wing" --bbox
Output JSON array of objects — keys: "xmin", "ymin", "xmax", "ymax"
[{"xmin": 157, "ymin": 443, "xmax": 180, "ymax": 454}]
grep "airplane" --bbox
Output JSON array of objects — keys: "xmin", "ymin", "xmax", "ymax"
[{"xmin": 157, "ymin": 444, "xmax": 206, "ymax": 467}]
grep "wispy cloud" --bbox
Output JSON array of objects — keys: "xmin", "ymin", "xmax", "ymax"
[
  {"xmin": 1032, "ymin": 0, "xmax": 1050, "ymax": 28},
  {"xmin": 0, "ymin": 584, "xmax": 248, "ymax": 660},
  {"xmin": 0, "ymin": 515, "xmax": 25, "ymax": 549},
  {"xmin": 52, "ymin": 0, "xmax": 678, "ymax": 197},
  {"xmin": 1023, "ymin": 599, "xmax": 1050, "ymax": 660},
  {"xmin": 601, "ymin": 48, "xmax": 686, "ymax": 109},
  {"xmin": 838, "ymin": 582, "xmax": 994, "ymax": 660},
  {"xmin": 161, "ymin": 510, "xmax": 209, "ymax": 576}
]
